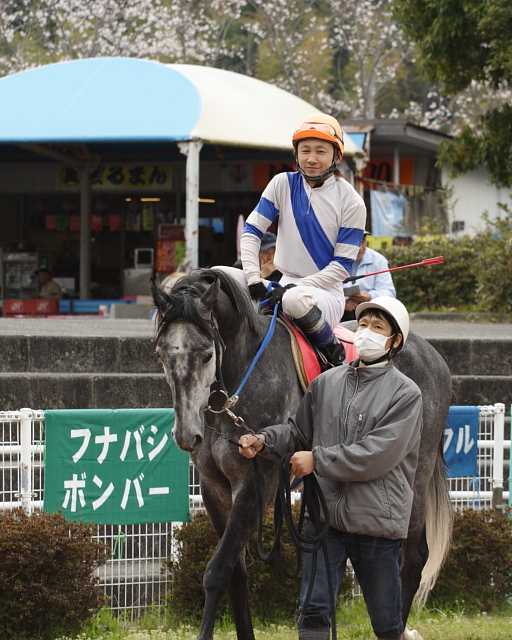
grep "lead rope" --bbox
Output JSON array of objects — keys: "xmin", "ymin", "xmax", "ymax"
[
  {"xmin": 203, "ymin": 409, "xmax": 338, "ymax": 640},
  {"xmin": 252, "ymin": 450, "xmax": 338, "ymax": 640}
]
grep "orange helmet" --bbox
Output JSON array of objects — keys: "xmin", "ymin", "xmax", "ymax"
[{"xmin": 292, "ymin": 112, "xmax": 344, "ymax": 158}]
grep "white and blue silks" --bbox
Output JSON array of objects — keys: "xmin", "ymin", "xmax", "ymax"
[{"xmin": 240, "ymin": 172, "xmax": 366, "ymax": 327}]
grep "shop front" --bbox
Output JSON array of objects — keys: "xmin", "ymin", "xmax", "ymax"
[
  {"xmin": 0, "ymin": 151, "xmax": 302, "ymax": 299},
  {"xmin": 0, "ymin": 58, "xmax": 364, "ymax": 302}
]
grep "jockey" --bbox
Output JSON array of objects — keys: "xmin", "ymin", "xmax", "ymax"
[{"xmin": 240, "ymin": 112, "xmax": 366, "ymax": 366}]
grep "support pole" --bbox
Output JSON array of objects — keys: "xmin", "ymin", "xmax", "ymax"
[
  {"xmin": 491, "ymin": 402, "xmax": 505, "ymax": 514},
  {"xmin": 178, "ymin": 140, "xmax": 203, "ymax": 270},
  {"xmin": 79, "ymin": 165, "xmax": 92, "ymax": 299},
  {"xmin": 393, "ymin": 145, "xmax": 400, "ymax": 187},
  {"xmin": 19, "ymin": 408, "xmax": 33, "ymax": 514}
]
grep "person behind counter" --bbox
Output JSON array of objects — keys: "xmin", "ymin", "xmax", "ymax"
[{"xmin": 36, "ymin": 268, "xmax": 63, "ymax": 299}]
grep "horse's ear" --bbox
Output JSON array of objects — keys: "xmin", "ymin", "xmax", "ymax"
[
  {"xmin": 150, "ymin": 278, "xmax": 169, "ymax": 314},
  {"xmin": 200, "ymin": 275, "xmax": 220, "ymax": 314}
]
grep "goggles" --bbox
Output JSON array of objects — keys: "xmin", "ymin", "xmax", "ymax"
[{"xmin": 293, "ymin": 122, "xmax": 344, "ymax": 144}]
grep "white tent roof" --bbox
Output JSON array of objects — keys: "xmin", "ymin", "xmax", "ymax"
[
  {"xmin": 168, "ymin": 63, "xmax": 363, "ymax": 155},
  {"xmin": 0, "ymin": 58, "xmax": 363, "ymax": 155}
]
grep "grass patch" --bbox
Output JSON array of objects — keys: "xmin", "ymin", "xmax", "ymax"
[{"xmin": 58, "ymin": 599, "xmax": 512, "ymax": 640}]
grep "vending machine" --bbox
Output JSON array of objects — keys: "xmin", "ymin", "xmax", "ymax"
[{"xmin": 2, "ymin": 252, "xmax": 39, "ymax": 299}]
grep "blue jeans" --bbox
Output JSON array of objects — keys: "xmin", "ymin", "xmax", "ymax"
[{"xmin": 298, "ymin": 522, "xmax": 404, "ymax": 640}]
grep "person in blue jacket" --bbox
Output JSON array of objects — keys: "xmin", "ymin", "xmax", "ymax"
[{"xmin": 342, "ymin": 232, "xmax": 396, "ymax": 321}]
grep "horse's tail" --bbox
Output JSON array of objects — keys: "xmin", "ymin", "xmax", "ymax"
[{"xmin": 416, "ymin": 446, "xmax": 453, "ymax": 605}]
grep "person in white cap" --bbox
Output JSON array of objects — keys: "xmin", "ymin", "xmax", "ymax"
[
  {"xmin": 239, "ymin": 296, "xmax": 423, "ymax": 640},
  {"xmin": 221, "ymin": 112, "xmax": 366, "ymax": 366}
]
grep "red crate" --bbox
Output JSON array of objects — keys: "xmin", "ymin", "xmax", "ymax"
[{"xmin": 3, "ymin": 299, "xmax": 60, "ymax": 316}]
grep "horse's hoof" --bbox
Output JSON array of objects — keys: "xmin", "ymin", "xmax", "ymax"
[{"xmin": 402, "ymin": 629, "xmax": 424, "ymax": 640}]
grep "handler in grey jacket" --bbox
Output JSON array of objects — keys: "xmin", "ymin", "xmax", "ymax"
[{"xmin": 239, "ymin": 296, "xmax": 423, "ymax": 640}]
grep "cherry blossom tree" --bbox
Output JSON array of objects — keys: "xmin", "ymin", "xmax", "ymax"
[
  {"xmin": 0, "ymin": 0, "xmax": 249, "ymax": 76},
  {"xmin": 0, "ymin": 0, "xmax": 170, "ymax": 74},
  {"xmin": 321, "ymin": 0, "xmax": 415, "ymax": 119},
  {"xmin": 247, "ymin": 0, "xmax": 329, "ymax": 100},
  {"xmin": 161, "ymin": 0, "xmax": 249, "ymax": 69},
  {"xmin": 1, "ymin": 0, "xmax": 506, "ymax": 172}
]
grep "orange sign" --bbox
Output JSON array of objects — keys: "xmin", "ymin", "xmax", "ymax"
[
  {"xmin": 364, "ymin": 158, "xmax": 414, "ymax": 187},
  {"xmin": 253, "ymin": 163, "xmax": 295, "ymax": 191}
]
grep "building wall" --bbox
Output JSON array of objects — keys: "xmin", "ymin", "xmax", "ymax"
[{"xmin": 442, "ymin": 166, "xmax": 512, "ymax": 237}]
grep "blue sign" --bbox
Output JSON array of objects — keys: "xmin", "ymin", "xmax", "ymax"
[{"xmin": 444, "ymin": 406, "xmax": 479, "ymax": 478}]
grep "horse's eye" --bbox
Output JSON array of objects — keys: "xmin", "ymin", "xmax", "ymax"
[{"xmin": 203, "ymin": 353, "xmax": 213, "ymax": 364}]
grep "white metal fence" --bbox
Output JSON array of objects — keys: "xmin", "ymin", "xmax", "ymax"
[
  {"xmin": 0, "ymin": 404, "xmax": 510, "ymax": 617},
  {"xmin": 447, "ymin": 403, "xmax": 510, "ymax": 510}
]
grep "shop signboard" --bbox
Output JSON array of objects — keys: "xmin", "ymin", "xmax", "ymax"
[{"xmin": 57, "ymin": 165, "xmax": 172, "ymax": 190}]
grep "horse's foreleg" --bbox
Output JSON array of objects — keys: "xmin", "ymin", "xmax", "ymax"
[
  {"xmin": 227, "ymin": 553, "xmax": 254, "ymax": 640},
  {"xmin": 199, "ymin": 525, "xmax": 257, "ymax": 640},
  {"xmin": 197, "ymin": 486, "xmax": 261, "ymax": 640}
]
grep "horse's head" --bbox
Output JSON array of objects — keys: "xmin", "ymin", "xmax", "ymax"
[{"xmin": 151, "ymin": 272, "xmax": 224, "ymax": 452}]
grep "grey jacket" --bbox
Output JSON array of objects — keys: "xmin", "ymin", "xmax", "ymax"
[{"xmin": 261, "ymin": 360, "xmax": 423, "ymax": 539}]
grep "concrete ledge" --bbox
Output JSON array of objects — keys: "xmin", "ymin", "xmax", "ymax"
[
  {"xmin": 451, "ymin": 375, "xmax": 512, "ymax": 406},
  {"xmin": 109, "ymin": 304, "xmax": 152, "ymax": 319},
  {"xmin": 0, "ymin": 335, "xmax": 162, "ymax": 374},
  {"xmin": 411, "ymin": 312, "xmax": 512, "ymax": 323},
  {"xmin": 427, "ymin": 337, "xmax": 512, "ymax": 376},
  {"xmin": 0, "ymin": 373, "xmax": 171, "ymax": 411}
]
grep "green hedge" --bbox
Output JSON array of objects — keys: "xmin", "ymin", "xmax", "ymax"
[
  {"xmin": 430, "ymin": 508, "xmax": 512, "ymax": 611},
  {"xmin": 381, "ymin": 210, "xmax": 512, "ymax": 313},
  {"xmin": 0, "ymin": 508, "xmax": 110, "ymax": 640},
  {"xmin": 164, "ymin": 507, "xmax": 354, "ymax": 624}
]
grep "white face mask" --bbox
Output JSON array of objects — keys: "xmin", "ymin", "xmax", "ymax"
[{"xmin": 354, "ymin": 328, "xmax": 392, "ymax": 361}]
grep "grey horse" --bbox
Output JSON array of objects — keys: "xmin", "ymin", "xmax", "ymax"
[{"xmin": 151, "ymin": 268, "xmax": 452, "ymax": 640}]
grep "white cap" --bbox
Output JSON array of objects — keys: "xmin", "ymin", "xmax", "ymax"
[{"xmin": 355, "ymin": 296, "xmax": 410, "ymax": 346}]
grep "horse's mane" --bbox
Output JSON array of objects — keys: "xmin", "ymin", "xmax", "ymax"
[{"xmin": 154, "ymin": 268, "xmax": 261, "ymax": 345}]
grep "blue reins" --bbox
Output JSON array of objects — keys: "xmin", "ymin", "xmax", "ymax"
[{"xmin": 225, "ymin": 299, "xmax": 279, "ymax": 407}]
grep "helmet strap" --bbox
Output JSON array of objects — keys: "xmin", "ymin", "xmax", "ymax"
[{"xmin": 295, "ymin": 148, "xmax": 339, "ymax": 185}]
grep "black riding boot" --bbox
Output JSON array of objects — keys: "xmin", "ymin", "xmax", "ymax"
[{"xmin": 294, "ymin": 306, "xmax": 345, "ymax": 367}]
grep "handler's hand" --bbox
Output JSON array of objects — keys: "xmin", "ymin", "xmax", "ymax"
[
  {"xmin": 290, "ymin": 451, "xmax": 315, "ymax": 477},
  {"xmin": 239, "ymin": 433, "xmax": 266, "ymax": 458}
]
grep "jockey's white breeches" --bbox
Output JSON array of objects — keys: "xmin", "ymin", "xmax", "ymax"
[{"xmin": 214, "ymin": 266, "xmax": 345, "ymax": 329}]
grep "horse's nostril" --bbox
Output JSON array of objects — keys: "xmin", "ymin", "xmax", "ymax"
[{"xmin": 191, "ymin": 434, "xmax": 203, "ymax": 452}]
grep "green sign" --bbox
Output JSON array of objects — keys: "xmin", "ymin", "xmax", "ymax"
[{"xmin": 43, "ymin": 409, "xmax": 190, "ymax": 525}]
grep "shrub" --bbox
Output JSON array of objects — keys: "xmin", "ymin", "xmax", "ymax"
[
  {"xmin": 381, "ymin": 207, "xmax": 512, "ymax": 313},
  {"xmin": 430, "ymin": 508, "xmax": 512, "ymax": 611},
  {"xmin": 473, "ymin": 207, "xmax": 512, "ymax": 313},
  {"xmin": 382, "ymin": 238, "xmax": 479, "ymax": 312},
  {"xmin": 164, "ymin": 504, "xmax": 354, "ymax": 624},
  {"xmin": 0, "ymin": 507, "xmax": 110, "ymax": 640}
]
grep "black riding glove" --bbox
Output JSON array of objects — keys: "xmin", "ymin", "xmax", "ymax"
[
  {"xmin": 248, "ymin": 282, "xmax": 268, "ymax": 302},
  {"xmin": 264, "ymin": 283, "xmax": 297, "ymax": 310}
]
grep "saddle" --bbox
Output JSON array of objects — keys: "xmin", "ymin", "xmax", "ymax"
[{"xmin": 277, "ymin": 313, "xmax": 357, "ymax": 393}]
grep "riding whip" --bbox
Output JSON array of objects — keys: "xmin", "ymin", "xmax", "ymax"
[{"xmin": 343, "ymin": 256, "xmax": 444, "ymax": 283}]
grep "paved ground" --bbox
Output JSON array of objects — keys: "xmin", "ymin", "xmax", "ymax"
[{"xmin": 1, "ymin": 314, "xmax": 511, "ymax": 339}]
